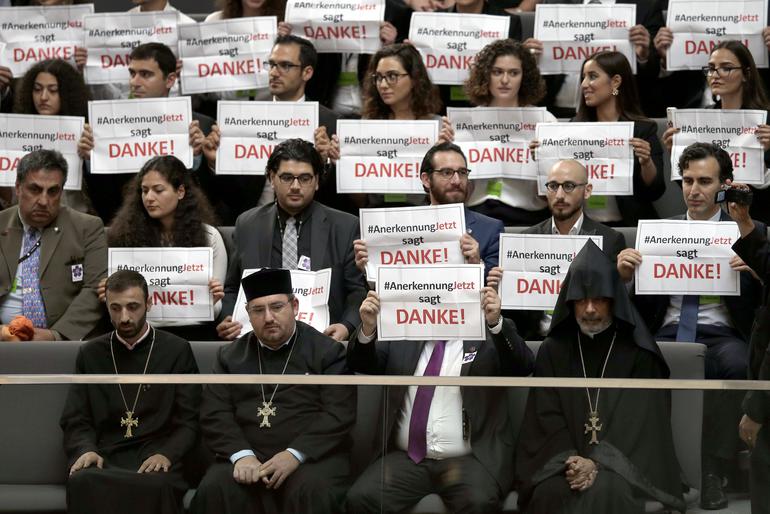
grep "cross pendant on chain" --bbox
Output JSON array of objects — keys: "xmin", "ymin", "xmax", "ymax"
[
  {"xmin": 584, "ymin": 410, "xmax": 602, "ymax": 445},
  {"xmin": 258, "ymin": 401, "xmax": 277, "ymax": 428},
  {"xmin": 121, "ymin": 411, "xmax": 139, "ymax": 438}
]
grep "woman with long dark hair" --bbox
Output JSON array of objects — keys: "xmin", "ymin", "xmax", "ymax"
[
  {"xmin": 663, "ymin": 40, "xmax": 770, "ymax": 223},
  {"xmin": 106, "ymin": 156, "xmax": 226, "ymax": 339}
]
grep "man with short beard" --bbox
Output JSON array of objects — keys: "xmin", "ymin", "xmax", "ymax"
[
  {"xmin": 515, "ymin": 240, "xmax": 685, "ymax": 514},
  {"xmin": 511, "ymin": 159, "xmax": 626, "ymax": 340},
  {"xmin": 354, "ymin": 142, "xmax": 503, "ymax": 279}
]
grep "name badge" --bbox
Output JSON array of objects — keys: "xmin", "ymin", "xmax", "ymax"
[
  {"xmin": 462, "ymin": 351, "xmax": 477, "ymax": 364},
  {"xmin": 298, "ymin": 255, "xmax": 311, "ymax": 271},
  {"xmin": 71, "ymin": 263, "xmax": 83, "ymax": 282}
]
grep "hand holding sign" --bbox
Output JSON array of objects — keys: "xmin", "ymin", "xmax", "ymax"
[
  {"xmin": 481, "ymin": 286, "xmax": 501, "ymax": 326},
  {"xmin": 359, "ymin": 290, "xmax": 380, "ymax": 337},
  {"xmin": 0, "ymin": 66, "xmax": 11, "ymax": 94}
]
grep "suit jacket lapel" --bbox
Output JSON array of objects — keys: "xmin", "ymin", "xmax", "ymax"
[
  {"xmin": 256, "ymin": 204, "xmax": 276, "ymax": 266},
  {"xmin": 460, "ymin": 340, "xmax": 479, "ymax": 377},
  {"xmin": 309, "ymin": 203, "xmax": 329, "ymax": 270},
  {"xmin": 39, "ymin": 215, "xmax": 64, "ymax": 277},
  {"xmin": 0, "ymin": 212, "xmax": 22, "ymax": 281}
]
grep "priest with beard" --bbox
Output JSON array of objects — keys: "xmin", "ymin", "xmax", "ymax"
[
  {"xmin": 190, "ymin": 268, "xmax": 355, "ymax": 514},
  {"xmin": 515, "ymin": 240, "xmax": 686, "ymax": 514},
  {"xmin": 60, "ymin": 270, "xmax": 201, "ymax": 514}
]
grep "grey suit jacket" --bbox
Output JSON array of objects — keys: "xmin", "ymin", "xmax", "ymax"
[
  {"xmin": 222, "ymin": 201, "xmax": 366, "ymax": 331},
  {"xmin": 0, "ymin": 206, "xmax": 107, "ymax": 340}
]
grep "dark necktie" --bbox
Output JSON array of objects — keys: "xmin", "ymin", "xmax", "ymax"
[
  {"xmin": 676, "ymin": 295, "xmax": 699, "ymax": 342},
  {"xmin": 407, "ymin": 341, "xmax": 446, "ymax": 464}
]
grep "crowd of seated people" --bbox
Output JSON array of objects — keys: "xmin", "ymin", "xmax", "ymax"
[{"xmin": 1, "ymin": 0, "xmax": 770, "ymax": 513}]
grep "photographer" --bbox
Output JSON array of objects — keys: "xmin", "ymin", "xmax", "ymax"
[
  {"xmin": 730, "ymin": 182, "xmax": 770, "ymax": 514},
  {"xmin": 616, "ymin": 142, "xmax": 764, "ymax": 509}
]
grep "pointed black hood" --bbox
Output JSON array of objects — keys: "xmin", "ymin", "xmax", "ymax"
[{"xmin": 548, "ymin": 239, "xmax": 668, "ymax": 374}]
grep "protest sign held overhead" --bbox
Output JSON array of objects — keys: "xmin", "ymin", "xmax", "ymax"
[
  {"xmin": 0, "ymin": 4, "xmax": 93, "ymax": 76},
  {"xmin": 83, "ymin": 11, "xmax": 179, "ymax": 85},
  {"xmin": 336, "ymin": 119, "xmax": 438, "ymax": 194},
  {"xmin": 0, "ymin": 113, "xmax": 83, "ymax": 190},
  {"xmin": 409, "ymin": 12, "xmax": 509, "ymax": 85},
  {"xmin": 216, "ymin": 101, "xmax": 318, "ymax": 174},
  {"xmin": 536, "ymin": 121, "xmax": 634, "ymax": 195},
  {"xmin": 179, "ymin": 17, "xmax": 276, "ymax": 95},
  {"xmin": 669, "ymin": 109, "xmax": 766, "ymax": 184},
  {"xmin": 534, "ymin": 3, "xmax": 636, "ymax": 74},
  {"xmin": 448, "ymin": 107, "xmax": 552, "ymax": 180},
  {"xmin": 285, "ymin": 0, "xmax": 385, "ymax": 54},
  {"xmin": 498, "ymin": 234, "xmax": 603, "ymax": 310},
  {"xmin": 665, "ymin": 0, "xmax": 768, "ymax": 70},
  {"xmin": 376, "ymin": 264, "xmax": 485, "ymax": 341},
  {"xmin": 109, "ymin": 247, "xmax": 214, "ymax": 322},
  {"xmin": 635, "ymin": 220, "xmax": 740, "ymax": 295},
  {"xmin": 88, "ymin": 97, "xmax": 193, "ymax": 174},
  {"xmin": 360, "ymin": 204, "xmax": 466, "ymax": 281},
  {"xmin": 232, "ymin": 268, "xmax": 332, "ymax": 336}
]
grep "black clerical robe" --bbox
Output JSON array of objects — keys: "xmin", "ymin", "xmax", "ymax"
[
  {"xmin": 192, "ymin": 321, "xmax": 355, "ymax": 514},
  {"xmin": 60, "ymin": 329, "xmax": 201, "ymax": 514}
]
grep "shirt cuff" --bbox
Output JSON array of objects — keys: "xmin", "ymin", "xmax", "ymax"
[
  {"xmin": 230, "ymin": 449, "xmax": 255, "ymax": 464},
  {"xmin": 487, "ymin": 317, "xmax": 503, "ymax": 334},
  {"xmin": 358, "ymin": 326, "xmax": 376, "ymax": 343},
  {"xmin": 286, "ymin": 448, "xmax": 305, "ymax": 463}
]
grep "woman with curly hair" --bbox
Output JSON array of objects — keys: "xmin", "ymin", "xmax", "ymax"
[
  {"xmin": 458, "ymin": 39, "xmax": 555, "ymax": 226},
  {"xmin": 206, "ymin": 0, "xmax": 287, "ymax": 21},
  {"xmin": 106, "ymin": 155, "xmax": 227, "ymax": 339}
]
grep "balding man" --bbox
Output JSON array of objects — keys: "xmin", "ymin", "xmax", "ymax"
[{"xmin": 510, "ymin": 160, "xmax": 626, "ymax": 340}]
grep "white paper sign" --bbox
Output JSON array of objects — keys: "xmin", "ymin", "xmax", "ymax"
[
  {"xmin": 285, "ymin": 0, "xmax": 385, "ymax": 54},
  {"xmin": 634, "ymin": 220, "xmax": 740, "ymax": 295},
  {"xmin": 360, "ymin": 203, "xmax": 466, "ymax": 281},
  {"xmin": 179, "ymin": 17, "xmax": 276, "ymax": 95},
  {"xmin": 83, "ymin": 12, "xmax": 178, "ymax": 85},
  {"xmin": 0, "ymin": 114, "xmax": 84, "ymax": 190},
  {"xmin": 670, "ymin": 109, "xmax": 766, "ymax": 184},
  {"xmin": 449, "ymin": 107, "xmax": 550, "ymax": 180},
  {"xmin": 534, "ymin": 4, "xmax": 636, "ymax": 75},
  {"xmin": 232, "ymin": 268, "xmax": 332, "ymax": 337},
  {"xmin": 376, "ymin": 264, "xmax": 485, "ymax": 341},
  {"xmin": 665, "ymin": 0, "xmax": 768, "ymax": 70},
  {"xmin": 108, "ymin": 247, "xmax": 214, "ymax": 322},
  {"xmin": 337, "ymin": 119, "xmax": 439, "ymax": 193},
  {"xmin": 216, "ymin": 101, "xmax": 318, "ymax": 175},
  {"xmin": 498, "ymin": 234, "xmax": 603, "ymax": 310},
  {"xmin": 409, "ymin": 12, "xmax": 510, "ymax": 85},
  {"xmin": 0, "ymin": 5, "xmax": 93, "ymax": 76},
  {"xmin": 536, "ymin": 121, "xmax": 634, "ymax": 195},
  {"xmin": 88, "ymin": 97, "xmax": 193, "ymax": 174}
]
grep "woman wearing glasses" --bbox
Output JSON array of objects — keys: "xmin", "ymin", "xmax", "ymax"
[
  {"xmin": 104, "ymin": 156, "xmax": 226, "ymax": 340},
  {"xmin": 448, "ymin": 39, "xmax": 555, "ymax": 226},
  {"xmin": 662, "ymin": 41, "xmax": 770, "ymax": 223},
  {"xmin": 570, "ymin": 50, "xmax": 665, "ymax": 226}
]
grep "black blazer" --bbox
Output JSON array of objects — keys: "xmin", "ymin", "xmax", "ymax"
[
  {"xmin": 222, "ymin": 201, "xmax": 366, "ymax": 332},
  {"xmin": 347, "ymin": 319, "xmax": 534, "ymax": 492},
  {"xmin": 510, "ymin": 214, "xmax": 627, "ymax": 340},
  {"xmin": 632, "ymin": 211, "xmax": 765, "ymax": 342}
]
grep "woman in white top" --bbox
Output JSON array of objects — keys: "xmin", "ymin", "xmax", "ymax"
[
  {"xmin": 105, "ymin": 155, "xmax": 226, "ymax": 340},
  {"xmin": 459, "ymin": 39, "xmax": 554, "ymax": 226}
]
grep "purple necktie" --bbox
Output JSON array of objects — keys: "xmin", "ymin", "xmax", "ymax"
[{"xmin": 407, "ymin": 341, "xmax": 446, "ymax": 464}]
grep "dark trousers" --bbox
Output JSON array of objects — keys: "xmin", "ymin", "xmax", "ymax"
[
  {"xmin": 346, "ymin": 451, "xmax": 503, "ymax": 514},
  {"xmin": 190, "ymin": 454, "xmax": 349, "ymax": 514},
  {"xmin": 526, "ymin": 469, "xmax": 642, "ymax": 514},
  {"xmin": 750, "ymin": 428, "xmax": 770, "ymax": 514},
  {"xmin": 658, "ymin": 324, "xmax": 749, "ymax": 469}
]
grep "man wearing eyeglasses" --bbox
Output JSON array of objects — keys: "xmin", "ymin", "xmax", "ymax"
[
  {"xmin": 217, "ymin": 138, "xmax": 366, "ymax": 343},
  {"xmin": 501, "ymin": 160, "xmax": 625, "ymax": 340}
]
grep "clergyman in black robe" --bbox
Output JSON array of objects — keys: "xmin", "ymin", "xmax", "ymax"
[
  {"xmin": 60, "ymin": 270, "xmax": 201, "ymax": 514},
  {"xmin": 190, "ymin": 268, "xmax": 355, "ymax": 514},
  {"xmin": 515, "ymin": 240, "xmax": 686, "ymax": 514}
]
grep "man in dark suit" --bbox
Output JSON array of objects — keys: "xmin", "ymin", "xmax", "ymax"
[
  {"xmin": 617, "ymin": 142, "xmax": 763, "ymax": 510},
  {"xmin": 0, "ymin": 149, "xmax": 107, "ymax": 341},
  {"xmin": 77, "ymin": 42, "xmax": 212, "ymax": 223},
  {"xmin": 217, "ymin": 138, "xmax": 366, "ymax": 343},
  {"xmin": 345, "ymin": 285, "xmax": 534, "ymax": 513},
  {"xmin": 511, "ymin": 159, "xmax": 626, "ymax": 340}
]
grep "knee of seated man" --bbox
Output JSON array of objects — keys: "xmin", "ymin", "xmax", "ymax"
[
  {"xmin": 67, "ymin": 466, "xmax": 102, "ymax": 490},
  {"xmin": 345, "ymin": 476, "xmax": 380, "ymax": 512}
]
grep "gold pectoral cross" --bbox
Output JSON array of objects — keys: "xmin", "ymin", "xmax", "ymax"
[
  {"xmin": 121, "ymin": 411, "xmax": 139, "ymax": 438},
  {"xmin": 258, "ymin": 401, "xmax": 277, "ymax": 428},
  {"xmin": 584, "ymin": 411, "xmax": 602, "ymax": 445}
]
